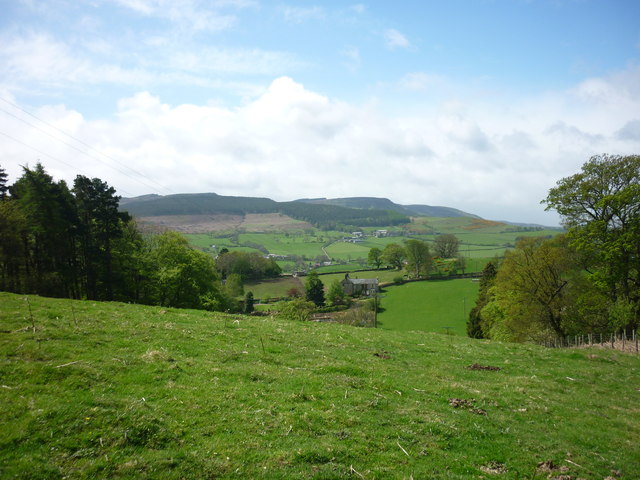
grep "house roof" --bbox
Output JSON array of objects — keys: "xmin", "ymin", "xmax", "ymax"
[{"xmin": 345, "ymin": 278, "xmax": 378, "ymax": 285}]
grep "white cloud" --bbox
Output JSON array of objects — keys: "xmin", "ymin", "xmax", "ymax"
[
  {"xmin": 111, "ymin": 0, "xmax": 237, "ymax": 32},
  {"xmin": 0, "ymin": 32, "xmax": 155, "ymax": 92},
  {"xmin": 340, "ymin": 46, "xmax": 361, "ymax": 71},
  {"xmin": 3, "ymin": 67, "xmax": 640, "ymax": 225},
  {"xmin": 280, "ymin": 6, "xmax": 325, "ymax": 23},
  {"xmin": 384, "ymin": 29, "xmax": 411, "ymax": 49},
  {"xmin": 399, "ymin": 72, "xmax": 442, "ymax": 91},
  {"xmin": 0, "ymin": 32, "xmax": 299, "ymax": 94}
]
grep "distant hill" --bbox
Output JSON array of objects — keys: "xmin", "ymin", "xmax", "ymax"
[
  {"xmin": 295, "ymin": 197, "xmax": 479, "ymax": 218},
  {"xmin": 120, "ymin": 193, "xmax": 411, "ymax": 229}
]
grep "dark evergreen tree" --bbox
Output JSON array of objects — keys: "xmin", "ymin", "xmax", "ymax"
[
  {"xmin": 0, "ymin": 165, "xmax": 8, "ymax": 199},
  {"xmin": 10, "ymin": 164, "xmax": 80, "ymax": 298},
  {"xmin": 244, "ymin": 291, "xmax": 254, "ymax": 314},
  {"xmin": 73, "ymin": 175, "xmax": 128, "ymax": 300}
]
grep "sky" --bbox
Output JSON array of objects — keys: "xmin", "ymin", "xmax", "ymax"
[{"xmin": 1, "ymin": 0, "xmax": 639, "ymax": 225}]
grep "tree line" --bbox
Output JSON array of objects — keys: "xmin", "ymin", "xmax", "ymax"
[
  {"xmin": 0, "ymin": 163, "xmax": 273, "ymax": 312},
  {"xmin": 366, "ymin": 233, "xmax": 464, "ymax": 277},
  {"xmin": 467, "ymin": 154, "xmax": 639, "ymax": 341}
]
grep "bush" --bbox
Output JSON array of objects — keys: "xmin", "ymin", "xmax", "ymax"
[
  {"xmin": 277, "ymin": 298, "xmax": 316, "ymax": 322},
  {"xmin": 393, "ymin": 276, "xmax": 405, "ymax": 285}
]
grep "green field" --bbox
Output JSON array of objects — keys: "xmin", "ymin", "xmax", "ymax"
[
  {"xmin": 1, "ymin": 292, "xmax": 638, "ymax": 479},
  {"xmin": 244, "ymin": 276, "xmax": 304, "ymax": 300},
  {"xmin": 378, "ymin": 278, "xmax": 481, "ymax": 335},
  {"xmin": 185, "ymin": 217, "xmax": 562, "ymax": 275},
  {"xmin": 319, "ymin": 269, "xmax": 403, "ymax": 287}
]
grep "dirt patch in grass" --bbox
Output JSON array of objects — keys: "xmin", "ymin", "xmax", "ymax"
[
  {"xmin": 467, "ymin": 363, "xmax": 501, "ymax": 371},
  {"xmin": 373, "ymin": 351, "xmax": 391, "ymax": 359},
  {"xmin": 480, "ymin": 461, "xmax": 507, "ymax": 475},
  {"xmin": 449, "ymin": 398, "xmax": 487, "ymax": 415}
]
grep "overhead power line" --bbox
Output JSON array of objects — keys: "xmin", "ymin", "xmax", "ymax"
[
  {"xmin": 0, "ymin": 95, "xmax": 175, "ymax": 196},
  {"xmin": 0, "ymin": 129, "xmax": 134, "ymax": 197}
]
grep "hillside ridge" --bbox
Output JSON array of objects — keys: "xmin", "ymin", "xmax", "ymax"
[{"xmin": 120, "ymin": 192, "xmax": 480, "ymax": 229}]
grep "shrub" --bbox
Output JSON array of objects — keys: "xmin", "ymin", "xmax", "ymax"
[{"xmin": 277, "ymin": 298, "xmax": 316, "ymax": 322}]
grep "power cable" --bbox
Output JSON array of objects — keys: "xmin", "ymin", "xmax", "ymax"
[
  {"xmin": 0, "ymin": 129, "xmax": 134, "ymax": 196},
  {"xmin": 0, "ymin": 103, "xmax": 170, "ymax": 195}
]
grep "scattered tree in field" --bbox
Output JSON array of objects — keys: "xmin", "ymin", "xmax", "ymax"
[
  {"xmin": 404, "ymin": 239, "xmax": 432, "ymax": 278},
  {"xmin": 454, "ymin": 255, "xmax": 467, "ymax": 274},
  {"xmin": 244, "ymin": 291, "xmax": 254, "ymax": 314},
  {"xmin": 543, "ymin": 153, "xmax": 640, "ymax": 329},
  {"xmin": 434, "ymin": 234, "xmax": 460, "ymax": 258},
  {"xmin": 304, "ymin": 271, "xmax": 325, "ymax": 306},
  {"xmin": 327, "ymin": 279, "xmax": 346, "ymax": 306},
  {"xmin": 287, "ymin": 287, "xmax": 301, "ymax": 298},
  {"xmin": 381, "ymin": 243, "xmax": 406, "ymax": 270},
  {"xmin": 367, "ymin": 247, "xmax": 383, "ymax": 269}
]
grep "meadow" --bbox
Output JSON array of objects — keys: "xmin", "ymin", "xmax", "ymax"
[
  {"xmin": 377, "ymin": 278, "xmax": 481, "ymax": 335},
  {"xmin": 1, "ymin": 292, "xmax": 638, "ymax": 479},
  {"xmin": 184, "ymin": 215, "xmax": 562, "ymax": 275}
]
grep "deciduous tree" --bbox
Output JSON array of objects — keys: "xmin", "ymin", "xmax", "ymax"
[
  {"xmin": 304, "ymin": 271, "xmax": 325, "ymax": 306},
  {"xmin": 481, "ymin": 237, "xmax": 577, "ymax": 341},
  {"xmin": 434, "ymin": 234, "xmax": 460, "ymax": 258},
  {"xmin": 367, "ymin": 247, "xmax": 383, "ymax": 269},
  {"xmin": 466, "ymin": 260, "xmax": 497, "ymax": 338},
  {"xmin": 327, "ymin": 279, "xmax": 346, "ymax": 306},
  {"xmin": 404, "ymin": 239, "xmax": 432, "ymax": 278},
  {"xmin": 543, "ymin": 154, "xmax": 640, "ymax": 328},
  {"xmin": 381, "ymin": 243, "xmax": 406, "ymax": 270}
]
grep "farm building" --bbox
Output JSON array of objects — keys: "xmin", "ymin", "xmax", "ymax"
[{"xmin": 341, "ymin": 274, "xmax": 379, "ymax": 296}]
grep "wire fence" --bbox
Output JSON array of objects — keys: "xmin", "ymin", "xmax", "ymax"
[{"xmin": 541, "ymin": 329, "xmax": 639, "ymax": 354}]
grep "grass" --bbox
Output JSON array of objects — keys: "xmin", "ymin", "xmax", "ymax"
[
  {"xmin": 1, "ymin": 292, "xmax": 638, "ymax": 479},
  {"xmin": 319, "ymin": 269, "xmax": 402, "ymax": 287},
  {"xmin": 245, "ymin": 276, "xmax": 304, "ymax": 300},
  {"xmin": 185, "ymin": 218, "xmax": 563, "ymax": 279},
  {"xmin": 377, "ymin": 278, "xmax": 481, "ymax": 335}
]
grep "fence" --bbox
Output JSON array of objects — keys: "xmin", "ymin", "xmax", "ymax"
[{"xmin": 541, "ymin": 329, "xmax": 639, "ymax": 353}]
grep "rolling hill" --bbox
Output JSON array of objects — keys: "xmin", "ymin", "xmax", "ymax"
[
  {"xmin": 295, "ymin": 196, "xmax": 479, "ymax": 218},
  {"xmin": 119, "ymin": 193, "xmax": 411, "ymax": 229},
  {"xmin": 1, "ymin": 292, "xmax": 638, "ymax": 479}
]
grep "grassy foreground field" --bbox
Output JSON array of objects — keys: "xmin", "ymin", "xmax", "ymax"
[
  {"xmin": 2, "ymin": 292, "xmax": 638, "ymax": 479},
  {"xmin": 377, "ymin": 279, "xmax": 481, "ymax": 335}
]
